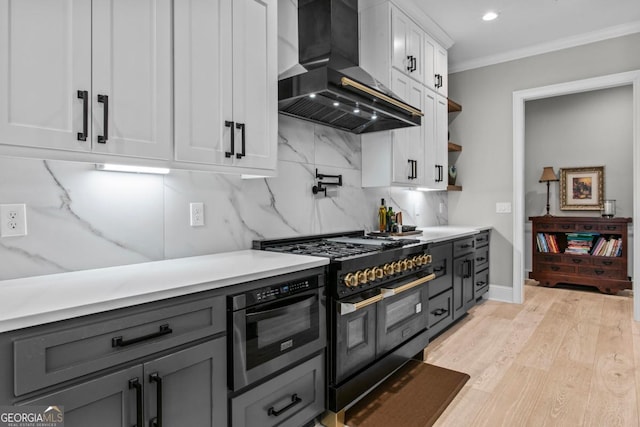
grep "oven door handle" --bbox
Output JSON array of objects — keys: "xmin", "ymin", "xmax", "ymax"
[
  {"xmin": 339, "ymin": 293, "xmax": 384, "ymax": 315},
  {"xmin": 246, "ymin": 294, "xmax": 316, "ymax": 321},
  {"xmin": 380, "ymin": 273, "xmax": 436, "ymax": 297}
]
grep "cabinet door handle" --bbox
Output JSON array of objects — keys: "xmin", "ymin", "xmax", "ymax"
[
  {"xmin": 406, "ymin": 55, "xmax": 413, "ymax": 72},
  {"xmin": 412, "ymin": 57, "xmax": 417, "ymax": 72},
  {"xmin": 408, "ymin": 159, "xmax": 414, "ymax": 180},
  {"xmin": 225, "ymin": 120, "xmax": 235, "ymax": 157},
  {"xmin": 235, "ymin": 122, "xmax": 246, "ymax": 159},
  {"xmin": 149, "ymin": 373, "xmax": 163, "ymax": 427},
  {"xmin": 268, "ymin": 394, "xmax": 302, "ymax": 417},
  {"xmin": 129, "ymin": 378, "xmax": 143, "ymax": 427},
  {"xmin": 111, "ymin": 324, "xmax": 172, "ymax": 348},
  {"xmin": 97, "ymin": 94, "xmax": 108, "ymax": 143},
  {"xmin": 431, "ymin": 308, "xmax": 447, "ymax": 316},
  {"xmin": 77, "ymin": 90, "xmax": 88, "ymax": 141}
]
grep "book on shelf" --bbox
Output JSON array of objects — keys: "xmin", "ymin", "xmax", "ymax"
[
  {"xmin": 591, "ymin": 236, "xmax": 623, "ymax": 257},
  {"xmin": 536, "ymin": 233, "xmax": 559, "ymax": 253},
  {"xmin": 565, "ymin": 232, "xmax": 598, "ymax": 255}
]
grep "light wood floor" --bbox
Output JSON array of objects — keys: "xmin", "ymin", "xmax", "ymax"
[{"xmin": 427, "ymin": 284, "xmax": 639, "ymax": 427}]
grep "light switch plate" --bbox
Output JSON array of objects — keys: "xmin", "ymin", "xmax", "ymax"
[{"xmin": 496, "ymin": 202, "xmax": 512, "ymax": 214}]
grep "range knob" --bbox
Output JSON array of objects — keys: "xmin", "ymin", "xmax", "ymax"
[
  {"xmin": 365, "ymin": 268, "xmax": 376, "ymax": 281},
  {"xmin": 424, "ymin": 254, "xmax": 432, "ymax": 264},
  {"xmin": 400, "ymin": 259, "xmax": 408, "ymax": 271},
  {"xmin": 392, "ymin": 261, "xmax": 401, "ymax": 273},
  {"xmin": 412, "ymin": 256, "xmax": 422, "ymax": 266},
  {"xmin": 406, "ymin": 259, "xmax": 414, "ymax": 269},
  {"xmin": 357, "ymin": 270, "xmax": 368, "ymax": 284},
  {"xmin": 344, "ymin": 273, "xmax": 358, "ymax": 288},
  {"xmin": 383, "ymin": 263, "xmax": 395, "ymax": 275},
  {"xmin": 374, "ymin": 267, "xmax": 384, "ymax": 279}
]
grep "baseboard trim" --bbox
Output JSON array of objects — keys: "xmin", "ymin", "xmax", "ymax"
[{"xmin": 488, "ymin": 284, "xmax": 515, "ymax": 303}]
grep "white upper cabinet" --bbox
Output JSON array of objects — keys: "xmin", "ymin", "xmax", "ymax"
[
  {"xmin": 360, "ymin": 1, "xmax": 447, "ymax": 96},
  {"xmin": 174, "ymin": 0, "xmax": 277, "ymax": 173},
  {"xmin": 422, "ymin": 92, "xmax": 448, "ymax": 190},
  {"xmin": 0, "ymin": 0, "xmax": 91, "ymax": 152},
  {"xmin": 391, "ymin": 6, "xmax": 424, "ymax": 84},
  {"xmin": 362, "ymin": 70, "xmax": 425, "ymax": 188},
  {"xmin": 0, "ymin": 0, "xmax": 172, "ymax": 160}
]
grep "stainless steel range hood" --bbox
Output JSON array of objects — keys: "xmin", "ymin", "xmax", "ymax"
[{"xmin": 278, "ymin": 0, "xmax": 423, "ymax": 134}]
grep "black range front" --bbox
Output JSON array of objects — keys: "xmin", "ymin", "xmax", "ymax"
[{"xmin": 255, "ymin": 231, "xmax": 435, "ymax": 413}]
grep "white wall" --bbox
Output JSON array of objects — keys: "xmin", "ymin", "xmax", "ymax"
[{"xmin": 448, "ymin": 33, "xmax": 640, "ymax": 288}]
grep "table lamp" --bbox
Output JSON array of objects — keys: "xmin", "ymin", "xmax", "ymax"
[{"xmin": 539, "ymin": 166, "xmax": 559, "ymax": 216}]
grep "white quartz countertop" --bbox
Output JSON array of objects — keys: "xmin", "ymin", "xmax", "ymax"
[
  {"xmin": 0, "ymin": 250, "xmax": 329, "ymax": 333},
  {"xmin": 415, "ymin": 225, "xmax": 492, "ymax": 243}
]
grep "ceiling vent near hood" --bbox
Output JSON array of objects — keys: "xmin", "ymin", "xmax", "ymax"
[{"xmin": 278, "ymin": 0, "xmax": 423, "ymax": 134}]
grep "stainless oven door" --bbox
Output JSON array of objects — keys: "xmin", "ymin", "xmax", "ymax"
[
  {"xmin": 230, "ymin": 288, "xmax": 325, "ymax": 391},
  {"xmin": 377, "ymin": 274, "xmax": 433, "ymax": 355}
]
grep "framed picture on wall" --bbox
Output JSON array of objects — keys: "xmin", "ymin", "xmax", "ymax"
[{"xmin": 559, "ymin": 166, "xmax": 604, "ymax": 210}]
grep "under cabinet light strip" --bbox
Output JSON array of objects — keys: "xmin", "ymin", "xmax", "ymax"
[{"xmin": 96, "ymin": 164, "xmax": 170, "ymax": 175}]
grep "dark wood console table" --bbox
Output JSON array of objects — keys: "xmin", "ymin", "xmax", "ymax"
[{"xmin": 529, "ymin": 216, "xmax": 632, "ymax": 294}]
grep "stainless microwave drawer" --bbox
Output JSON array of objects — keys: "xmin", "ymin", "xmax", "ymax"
[
  {"xmin": 14, "ymin": 293, "xmax": 224, "ymax": 396},
  {"xmin": 231, "ymin": 353, "xmax": 325, "ymax": 427}
]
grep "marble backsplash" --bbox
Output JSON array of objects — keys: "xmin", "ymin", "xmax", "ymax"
[{"xmin": 0, "ymin": 115, "xmax": 447, "ymax": 280}]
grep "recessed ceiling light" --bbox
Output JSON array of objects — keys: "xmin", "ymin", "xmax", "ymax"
[
  {"xmin": 482, "ymin": 11, "xmax": 499, "ymax": 21},
  {"xmin": 333, "ymin": 101, "xmax": 340, "ymax": 107},
  {"xmin": 354, "ymin": 108, "xmax": 360, "ymax": 114},
  {"xmin": 309, "ymin": 93, "xmax": 316, "ymax": 98}
]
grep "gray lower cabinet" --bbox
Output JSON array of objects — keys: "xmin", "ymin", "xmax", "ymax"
[
  {"xmin": 18, "ymin": 338, "xmax": 227, "ymax": 427},
  {"xmin": 427, "ymin": 241, "xmax": 454, "ymax": 339},
  {"xmin": 474, "ymin": 231, "xmax": 491, "ymax": 299},
  {"xmin": 231, "ymin": 353, "xmax": 325, "ymax": 427},
  {"xmin": 452, "ymin": 237, "xmax": 475, "ymax": 319},
  {"xmin": 4, "ymin": 291, "xmax": 228, "ymax": 426}
]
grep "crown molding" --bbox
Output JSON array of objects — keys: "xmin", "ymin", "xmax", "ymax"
[{"xmin": 450, "ymin": 20, "xmax": 640, "ymax": 73}]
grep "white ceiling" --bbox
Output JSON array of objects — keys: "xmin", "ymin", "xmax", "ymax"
[{"xmin": 411, "ymin": 0, "xmax": 640, "ymax": 73}]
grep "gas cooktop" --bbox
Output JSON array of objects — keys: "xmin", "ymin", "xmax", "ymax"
[{"xmin": 254, "ymin": 231, "xmax": 420, "ymax": 261}]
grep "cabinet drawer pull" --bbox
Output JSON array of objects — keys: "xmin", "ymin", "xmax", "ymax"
[
  {"xmin": 561, "ymin": 225, "xmax": 572, "ymax": 229},
  {"xmin": 129, "ymin": 378, "xmax": 143, "ymax": 427},
  {"xmin": 97, "ymin": 94, "xmax": 108, "ymax": 143},
  {"xmin": 149, "ymin": 373, "xmax": 163, "ymax": 427},
  {"xmin": 595, "ymin": 269, "xmax": 605, "ymax": 275},
  {"xmin": 235, "ymin": 122, "xmax": 246, "ymax": 159},
  {"xmin": 551, "ymin": 266, "xmax": 560, "ymax": 271},
  {"xmin": 602, "ymin": 260, "xmax": 613, "ymax": 266},
  {"xmin": 225, "ymin": 121, "xmax": 235, "ymax": 157},
  {"xmin": 572, "ymin": 259, "xmax": 583, "ymax": 264},
  {"xmin": 431, "ymin": 308, "xmax": 447, "ymax": 316},
  {"xmin": 476, "ymin": 257, "xmax": 486, "ymax": 262},
  {"xmin": 268, "ymin": 393, "xmax": 302, "ymax": 417},
  {"xmin": 77, "ymin": 90, "xmax": 88, "ymax": 141},
  {"xmin": 476, "ymin": 281, "xmax": 486, "ymax": 287},
  {"xmin": 606, "ymin": 225, "xmax": 618, "ymax": 230},
  {"xmin": 111, "ymin": 324, "xmax": 172, "ymax": 348}
]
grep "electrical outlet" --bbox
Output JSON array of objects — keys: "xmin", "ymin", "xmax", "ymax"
[
  {"xmin": 190, "ymin": 202, "xmax": 204, "ymax": 227},
  {"xmin": 0, "ymin": 204, "xmax": 27, "ymax": 237}
]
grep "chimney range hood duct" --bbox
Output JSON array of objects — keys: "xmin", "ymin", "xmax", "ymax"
[{"xmin": 278, "ymin": 0, "xmax": 423, "ymax": 134}]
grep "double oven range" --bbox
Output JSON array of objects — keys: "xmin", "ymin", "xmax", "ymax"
[{"xmin": 255, "ymin": 231, "xmax": 435, "ymax": 414}]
